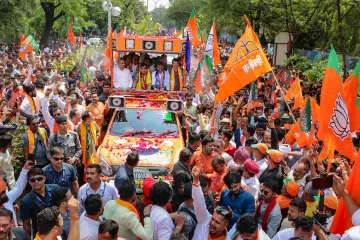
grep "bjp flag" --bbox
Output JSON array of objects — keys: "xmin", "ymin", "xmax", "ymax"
[
  {"xmin": 330, "ymin": 149, "xmax": 360, "ymax": 235},
  {"xmin": 19, "ymin": 35, "xmax": 39, "ymax": 60},
  {"xmin": 215, "ymin": 15, "xmax": 271, "ymax": 102},
  {"xmin": 284, "ymin": 77, "xmax": 303, "ymax": 110},
  {"xmin": 317, "ymin": 46, "xmax": 356, "ymax": 162},
  {"xmin": 184, "ymin": 9, "xmax": 200, "ymax": 46},
  {"xmin": 343, "ymin": 60, "xmax": 360, "ymax": 132}
]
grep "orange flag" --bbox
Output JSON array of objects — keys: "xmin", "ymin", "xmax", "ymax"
[
  {"xmin": 343, "ymin": 60, "xmax": 360, "ymax": 132},
  {"xmin": 185, "ymin": 9, "xmax": 200, "ymax": 46},
  {"xmin": 310, "ymin": 97, "xmax": 320, "ymax": 123},
  {"xmin": 79, "ymin": 31, "xmax": 83, "ymax": 48},
  {"xmin": 317, "ymin": 46, "xmax": 356, "ymax": 162},
  {"xmin": 330, "ymin": 149, "xmax": 360, "ymax": 235},
  {"xmin": 105, "ymin": 29, "xmax": 115, "ymax": 90},
  {"xmin": 67, "ymin": 18, "xmax": 76, "ymax": 44},
  {"xmin": 284, "ymin": 77, "xmax": 303, "ymax": 109},
  {"xmin": 292, "ymin": 120, "xmax": 309, "ymax": 147},
  {"xmin": 215, "ymin": 15, "xmax": 271, "ymax": 103},
  {"xmin": 193, "ymin": 63, "xmax": 202, "ymax": 93}
]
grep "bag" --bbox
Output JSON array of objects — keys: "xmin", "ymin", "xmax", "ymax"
[{"xmin": 178, "ymin": 207, "xmax": 197, "ymax": 239}]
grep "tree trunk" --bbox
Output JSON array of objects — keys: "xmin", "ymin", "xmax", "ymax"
[
  {"xmin": 40, "ymin": 2, "xmax": 65, "ymax": 48},
  {"xmin": 336, "ymin": 0, "xmax": 347, "ymax": 81}
]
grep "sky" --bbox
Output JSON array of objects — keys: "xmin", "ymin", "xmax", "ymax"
[{"xmin": 143, "ymin": 0, "xmax": 170, "ymax": 12}]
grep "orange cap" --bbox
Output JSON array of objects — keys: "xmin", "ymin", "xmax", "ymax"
[
  {"xmin": 324, "ymin": 195, "xmax": 338, "ymax": 210},
  {"xmin": 251, "ymin": 143, "xmax": 268, "ymax": 155},
  {"xmin": 0, "ymin": 176, "xmax": 6, "ymax": 193},
  {"xmin": 286, "ymin": 181, "xmax": 300, "ymax": 197},
  {"xmin": 266, "ymin": 150, "xmax": 283, "ymax": 163}
]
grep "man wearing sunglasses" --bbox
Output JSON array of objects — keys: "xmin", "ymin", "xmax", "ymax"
[
  {"xmin": 19, "ymin": 167, "xmax": 60, "ymax": 237},
  {"xmin": 191, "ymin": 165, "xmax": 232, "ymax": 239},
  {"xmin": 22, "ymin": 116, "xmax": 49, "ymax": 168},
  {"xmin": 42, "ymin": 146, "xmax": 79, "ymax": 197},
  {"xmin": 255, "ymin": 179, "xmax": 282, "ymax": 238}
]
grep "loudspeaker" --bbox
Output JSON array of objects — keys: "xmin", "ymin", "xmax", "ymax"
[
  {"xmin": 108, "ymin": 96, "xmax": 125, "ymax": 108},
  {"xmin": 142, "ymin": 40, "xmax": 156, "ymax": 51},
  {"xmin": 166, "ymin": 100, "xmax": 183, "ymax": 112}
]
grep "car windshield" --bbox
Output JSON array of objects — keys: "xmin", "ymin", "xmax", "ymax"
[{"xmin": 109, "ymin": 108, "xmax": 179, "ymax": 136}]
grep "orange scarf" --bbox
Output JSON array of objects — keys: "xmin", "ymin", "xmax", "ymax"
[
  {"xmin": 27, "ymin": 128, "xmax": 47, "ymax": 154},
  {"xmin": 231, "ymin": 230, "xmax": 259, "ymax": 240},
  {"xmin": 170, "ymin": 68, "xmax": 183, "ymax": 91},
  {"xmin": 115, "ymin": 198, "xmax": 140, "ymax": 220},
  {"xmin": 80, "ymin": 122, "xmax": 97, "ymax": 166},
  {"xmin": 25, "ymin": 93, "xmax": 36, "ymax": 114},
  {"xmin": 34, "ymin": 233, "xmax": 56, "ymax": 240},
  {"xmin": 53, "ymin": 121, "xmax": 73, "ymax": 134}
]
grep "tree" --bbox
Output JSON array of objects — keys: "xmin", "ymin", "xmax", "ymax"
[
  {"xmin": 39, "ymin": 0, "xmax": 91, "ymax": 47},
  {"xmin": 131, "ymin": 15, "xmax": 159, "ymax": 36}
]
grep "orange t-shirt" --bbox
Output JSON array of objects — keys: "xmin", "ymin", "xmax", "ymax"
[
  {"xmin": 190, "ymin": 150, "xmax": 218, "ymax": 174},
  {"xmin": 209, "ymin": 168, "xmax": 228, "ymax": 193}
]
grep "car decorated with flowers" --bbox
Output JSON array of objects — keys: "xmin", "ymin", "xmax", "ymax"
[{"xmin": 97, "ymin": 91, "xmax": 185, "ymax": 192}]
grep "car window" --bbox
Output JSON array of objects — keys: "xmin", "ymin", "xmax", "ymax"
[{"xmin": 109, "ymin": 109, "xmax": 179, "ymax": 135}]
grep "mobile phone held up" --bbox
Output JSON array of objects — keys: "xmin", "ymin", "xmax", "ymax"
[{"xmin": 312, "ymin": 175, "xmax": 333, "ymax": 190}]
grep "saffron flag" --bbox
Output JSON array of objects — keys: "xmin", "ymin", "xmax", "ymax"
[
  {"xmin": 343, "ymin": 60, "xmax": 360, "ymax": 132},
  {"xmin": 205, "ymin": 19, "xmax": 220, "ymax": 73},
  {"xmin": 215, "ymin": 15, "xmax": 271, "ymax": 103},
  {"xmin": 193, "ymin": 63, "xmax": 202, "ymax": 93},
  {"xmin": 65, "ymin": 16, "xmax": 76, "ymax": 44},
  {"xmin": 118, "ymin": 26, "xmax": 126, "ymax": 36},
  {"xmin": 79, "ymin": 31, "xmax": 83, "ymax": 48},
  {"xmin": 284, "ymin": 77, "xmax": 303, "ymax": 102},
  {"xmin": 19, "ymin": 35, "xmax": 39, "ymax": 60},
  {"xmin": 105, "ymin": 29, "xmax": 115, "ymax": 90},
  {"xmin": 317, "ymin": 46, "xmax": 355, "ymax": 162},
  {"xmin": 330, "ymin": 149, "xmax": 360, "ymax": 235},
  {"xmin": 185, "ymin": 9, "xmax": 200, "ymax": 45},
  {"xmin": 19, "ymin": 33, "xmax": 27, "ymax": 43}
]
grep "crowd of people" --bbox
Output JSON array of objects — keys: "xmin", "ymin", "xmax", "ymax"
[{"xmin": 0, "ymin": 39, "xmax": 359, "ymax": 240}]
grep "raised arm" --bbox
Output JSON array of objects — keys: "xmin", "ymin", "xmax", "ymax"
[{"xmin": 192, "ymin": 165, "xmax": 212, "ymax": 224}]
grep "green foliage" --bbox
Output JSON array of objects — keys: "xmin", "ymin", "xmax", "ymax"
[
  {"xmin": 131, "ymin": 15, "xmax": 159, "ymax": 36},
  {"xmin": 83, "ymin": 0, "xmax": 147, "ymax": 34},
  {"xmin": 10, "ymin": 123, "xmax": 27, "ymax": 179}
]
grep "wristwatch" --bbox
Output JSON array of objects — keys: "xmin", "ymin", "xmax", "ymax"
[{"xmin": 144, "ymin": 214, "xmax": 150, "ymax": 218}]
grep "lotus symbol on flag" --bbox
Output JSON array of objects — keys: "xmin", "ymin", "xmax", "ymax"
[{"xmin": 329, "ymin": 94, "xmax": 350, "ymax": 140}]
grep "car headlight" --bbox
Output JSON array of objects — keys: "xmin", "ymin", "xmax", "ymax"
[{"xmin": 99, "ymin": 155, "xmax": 113, "ymax": 177}]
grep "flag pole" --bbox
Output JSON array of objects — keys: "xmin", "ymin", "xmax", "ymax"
[{"xmin": 271, "ymin": 69, "xmax": 297, "ymax": 123}]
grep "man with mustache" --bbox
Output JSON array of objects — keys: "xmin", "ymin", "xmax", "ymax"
[
  {"xmin": 78, "ymin": 164, "xmax": 117, "ymax": 216},
  {"xmin": 0, "ymin": 208, "xmax": 30, "ymax": 240}
]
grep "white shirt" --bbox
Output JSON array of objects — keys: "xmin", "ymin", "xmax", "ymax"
[
  {"xmin": 52, "ymin": 95, "xmax": 86, "ymax": 116},
  {"xmin": 256, "ymin": 158, "xmax": 268, "ymax": 178},
  {"xmin": 114, "ymin": 66, "xmax": 133, "ymax": 90},
  {"xmin": 272, "ymin": 228, "xmax": 316, "ymax": 240},
  {"xmin": 150, "ymin": 205, "xmax": 174, "ymax": 240},
  {"xmin": 222, "ymin": 152, "xmax": 234, "ymax": 167},
  {"xmin": 342, "ymin": 226, "xmax": 360, "ymax": 240},
  {"xmin": 0, "ymin": 150, "xmax": 15, "ymax": 188},
  {"xmin": 78, "ymin": 181, "xmax": 118, "ymax": 216},
  {"xmin": 3, "ymin": 168, "xmax": 28, "ymax": 227},
  {"xmin": 88, "ymin": 66, "xmax": 97, "ymax": 80},
  {"xmin": 151, "ymin": 71, "xmax": 170, "ymax": 90},
  {"xmin": 79, "ymin": 212, "xmax": 102, "ymax": 240},
  {"xmin": 192, "ymin": 184, "xmax": 212, "ymax": 240},
  {"xmin": 352, "ymin": 208, "xmax": 360, "ymax": 226},
  {"xmin": 244, "ymin": 176, "xmax": 260, "ymax": 202}
]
